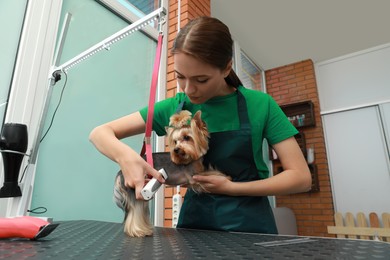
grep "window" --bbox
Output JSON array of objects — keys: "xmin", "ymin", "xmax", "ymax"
[{"xmin": 233, "ymin": 41, "xmax": 264, "ymax": 91}]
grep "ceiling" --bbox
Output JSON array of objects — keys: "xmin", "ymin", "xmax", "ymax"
[{"xmin": 211, "ymin": 0, "xmax": 390, "ymax": 70}]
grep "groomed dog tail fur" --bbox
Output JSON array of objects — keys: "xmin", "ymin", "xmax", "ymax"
[{"xmin": 114, "ymin": 172, "xmax": 153, "ymax": 237}]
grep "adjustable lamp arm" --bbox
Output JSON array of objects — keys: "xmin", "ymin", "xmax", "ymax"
[{"xmin": 53, "ymin": 7, "xmax": 166, "ymax": 74}]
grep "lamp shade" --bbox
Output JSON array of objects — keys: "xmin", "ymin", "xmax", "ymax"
[{"xmin": 0, "ymin": 123, "xmax": 28, "ymax": 198}]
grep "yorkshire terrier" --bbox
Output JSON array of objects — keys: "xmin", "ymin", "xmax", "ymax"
[
  {"xmin": 113, "ymin": 110, "xmax": 228, "ymax": 237},
  {"xmin": 165, "ymin": 110, "xmax": 228, "ymax": 193}
]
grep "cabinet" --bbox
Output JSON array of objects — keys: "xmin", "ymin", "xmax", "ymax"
[
  {"xmin": 322, "ymin": 105, "xmax": 390, "ymax": 214},
  {"xmin": 308, "ymin": 164, "xmax": 319, "ymax": 192},
  {"xmin": 294, "ymin": 132, "xmax": 307, "ymax": 158}
]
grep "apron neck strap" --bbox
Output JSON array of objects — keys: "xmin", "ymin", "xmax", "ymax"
[
  {"xmin": 175, "ymin": 101, "xmax": 185, "ymax": 113},
  {"xmin": 237, "ymin": 88, "xmax": 250, "ymax": 130}
]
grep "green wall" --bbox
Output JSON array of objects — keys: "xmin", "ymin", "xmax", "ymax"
[{"xmin": 31, "ymin": 0, "xmax": 156, "ymax": 222}]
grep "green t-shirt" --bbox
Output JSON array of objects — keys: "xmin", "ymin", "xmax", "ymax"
[{"xmin": 139, "ymin": 86, "xmax": 298, "ymax": 179}]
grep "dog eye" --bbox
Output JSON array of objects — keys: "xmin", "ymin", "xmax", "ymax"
[{"xmin": 183, "ymin": 135, "xmax": 190, "ymax": 141}]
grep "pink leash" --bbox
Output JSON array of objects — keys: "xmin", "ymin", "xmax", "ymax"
[{"xmin": 141, "ymin": 33, "xmax": 164, "ymax": 168}]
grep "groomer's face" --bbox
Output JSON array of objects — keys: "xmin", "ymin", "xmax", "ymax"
[{"xmin": 174, "ymin": 52, "xmax": 232, "ymax": 104}]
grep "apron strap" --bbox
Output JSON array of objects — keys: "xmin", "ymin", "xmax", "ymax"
[
  {"xmin": 237, "ymin": 88, "xmax": 251, "ymax": 130},
  {"xmin": 175, "ymin": 101, "xmax": 185, "ymax": 113}
]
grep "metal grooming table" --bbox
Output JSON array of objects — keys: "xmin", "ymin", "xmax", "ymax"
[{"xmin": 1, "ymin": 220, "xmax": 390, "ymax": 259}]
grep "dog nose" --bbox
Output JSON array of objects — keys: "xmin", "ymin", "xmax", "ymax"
[{"xmin": 174, "ymin": 148, "xmax": 180, "ymax": 154}]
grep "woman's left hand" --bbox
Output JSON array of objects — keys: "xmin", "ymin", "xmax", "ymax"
[{"xmin": 192, "ymin": 174, "xmax": 233, "ymax": 195}]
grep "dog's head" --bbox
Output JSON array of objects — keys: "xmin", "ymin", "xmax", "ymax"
[{"xmin": 166, "ymin": 110, "xmax": 209, "ymax": 165}]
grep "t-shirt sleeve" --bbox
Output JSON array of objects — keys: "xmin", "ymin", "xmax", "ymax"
[
  {"xmin": 139, "ymin": 94, "xmax": 186, "ymax": 136},
  {"xmin": 263, "ymin": 95, "xmax": 298, "ymax": 145}
]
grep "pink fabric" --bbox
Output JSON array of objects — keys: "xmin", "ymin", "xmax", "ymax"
[{"xmin": 141, "ymin": 34, "xmax": 164, "ymax": 168}]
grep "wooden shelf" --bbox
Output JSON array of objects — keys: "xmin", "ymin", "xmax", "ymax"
[
  {"xmin": 295, "ymin": 132, "xmax": 307, "ymax": 158},
  {"xmin": 280, "ymin": 101, "xmax": 315, "ymax": 128},
  {"xmin": 309, "ymin": 164, "xmax": 320, "ymax": 192}
]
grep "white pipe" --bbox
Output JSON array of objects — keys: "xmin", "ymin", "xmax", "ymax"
[
  {"xmin": 177, "ymin": 0, "xmax": 181, "ymax": 32},
  {"xmin": 174, "ymin": 0, "xmax": 182, "ymax": 223},
  {"xmin": 176, "ymin": 0, "xmax": 181, "ymax": 94}
]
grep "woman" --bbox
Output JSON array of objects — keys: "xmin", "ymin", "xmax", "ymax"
[{"xmin": 89, "ymin": 16, "xmax": 311, "ymax": 234}]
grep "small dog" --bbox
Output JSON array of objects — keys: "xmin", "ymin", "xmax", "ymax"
[
  {"xmin": 113, "ymin": 110, "xmax": 228, "ymax": 237},
  {"xmin": 166, "ymin": 110, "xmax": 228, "ymax": 193}
]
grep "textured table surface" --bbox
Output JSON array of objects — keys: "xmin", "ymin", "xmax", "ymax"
[{"xmin": 1, "ymin": 220, "xmax": 390, "ymax": 259}]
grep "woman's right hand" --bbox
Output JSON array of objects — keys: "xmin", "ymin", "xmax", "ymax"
[
  {"xmin": 118, "ymin": 154, "xmax": 165, "ymax": 200},
  {"xmin": 89, "ymin": 112, "xmax": 165, "ymax": 200}
]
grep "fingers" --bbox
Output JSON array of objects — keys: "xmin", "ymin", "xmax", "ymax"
[
  {"xmin": 135, "ymin": 167, "xmax": 166, "ymax": 200},
  {"xmin": 146, "ymin": 167, "xmax": 166, "ymax": 184},
  {"xmin": 121, "ymin": 161, "xmax": 166, "ymax": 200},
  {"xmin": 193, "ymin": 174, "xmax": 229, "ymax": 182},
  {"xmin": 192, "ymin": 175, "xmax": 208, "ymax": 182},
  {"xmin": 134, "ymin": 182, "xmax": 145, "ymax": 200},
  {"xmin": 191, "ymin": 175, "xmax": 231, "ymax": 195}
]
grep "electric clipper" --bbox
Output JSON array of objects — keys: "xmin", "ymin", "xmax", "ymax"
[{"xmin": 141, "ymin": 168, "xmax": 168, "ymax": 200}]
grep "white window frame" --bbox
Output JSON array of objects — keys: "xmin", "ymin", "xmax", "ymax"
[{"xmin": 233, "ymin": 40, "xmax": 266, "ymax": 92}]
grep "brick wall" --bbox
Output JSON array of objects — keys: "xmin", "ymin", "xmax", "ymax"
[
  {"xmin": 163, "ymin": 0, "xmax": 210, "ymax": 228},
  {"xmin": 265, "ymin": 60, "xmax": 335, "ymax": 237}
]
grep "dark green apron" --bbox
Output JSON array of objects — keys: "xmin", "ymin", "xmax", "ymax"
[{"xmin": 177, "ymin": 89, "xmax": 278, "ymax": 234}]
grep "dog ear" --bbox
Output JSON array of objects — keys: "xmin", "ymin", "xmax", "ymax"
[
  {"xmin": 192, "ymin": 111, "xmax": 203, "ymax": 128},
  {"xmin": 190, "ymin": 110, "xmax": 209, "ymax": 154},
  {"xmin": 191, "ymin": 111, "xmax": 208, "ymax": 137}
]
